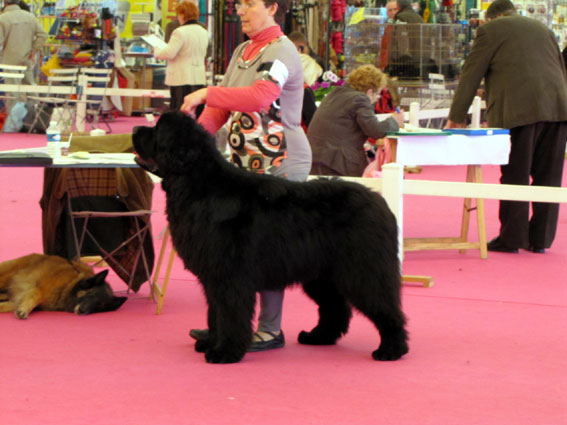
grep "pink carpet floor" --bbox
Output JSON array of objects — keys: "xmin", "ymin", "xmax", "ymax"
[{"xmin": 1, "ymin": 118, "xmax": 566, "ymax": 425}]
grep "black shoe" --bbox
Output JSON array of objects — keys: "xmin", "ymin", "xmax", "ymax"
[
  {"xmin": 247, "ymin": 331, "xmax": 285, "ymax": 352},
  {"xmin": 189, "ymin": 328, "xmax": 209, "ymax": 341},
  {"xmin": 527, "ymin": 245, "xmax": 546, "ymax": 254},
  {"xmin": 487, "ymin": 237, "xmax": 519, "ymax": 253}
]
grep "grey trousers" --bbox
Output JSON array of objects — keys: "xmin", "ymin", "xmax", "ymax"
[{"xmin": 257, "ymin": 290, "xmax": 284, "ymax": 333}]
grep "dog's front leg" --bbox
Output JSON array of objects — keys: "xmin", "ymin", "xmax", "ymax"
[
  {"xmin": 204, "ymin": 284, "xmax": 255, "ymax": 364},
  {"xmin": 194, "ymin": 300, "xmax": 217, "ymax": 354}
]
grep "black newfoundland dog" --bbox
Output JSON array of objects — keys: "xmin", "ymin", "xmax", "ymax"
[{"xmin": 134, "ymin": 112, "xmax": 408, "ymax": 363}]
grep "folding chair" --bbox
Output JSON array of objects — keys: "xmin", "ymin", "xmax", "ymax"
[
  {"xmin": 0, "ymin": 64, "xmax": 27, "ymax": 118},
  {"xmin": 77, "ymin": 68, "xmax": 113, "ymax": 133},
  {"xmin": 40, "ymin": 133, "xmax": 155, "ymax": 292},
  {"xmin": 26, "ymin": 70, "xmax": 78, "ymax": 134}
]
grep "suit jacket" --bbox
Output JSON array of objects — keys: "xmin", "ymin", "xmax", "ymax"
[
  {"xmin": 449, "ymin": 15, "xmax": 567, "ymax": 129},
  {"xmin": 395, "ymin": 6, "xmax": 424, "ymax": 23},
  {"xmin": 154, "ymin": 23, "xmax": 209, "ymax": 86}
]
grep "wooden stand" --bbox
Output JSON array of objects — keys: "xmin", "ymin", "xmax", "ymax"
[
  {"xmin": 403, "ymin": 164, "xmax": 488, "ymax": 259},
  {"xmin": 149, "ymin": 227, "xmax": 176, "ymax": 314},
  {"xmin": 402, "ymin": 274, "xmax": 434, "ymax": 287}
]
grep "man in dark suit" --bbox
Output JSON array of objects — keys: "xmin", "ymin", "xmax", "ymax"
[
  {"xmin": 394, "ymin": 0, "xmax": 424, "ymax": 23},
  {"xmin": 447, "ymin": 0, "xmax": 567, "ymax": 254}
]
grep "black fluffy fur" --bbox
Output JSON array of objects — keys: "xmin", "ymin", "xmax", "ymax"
[{"xmin": 133, "ymin": 112, "xmax": 409, "ymax": 363}]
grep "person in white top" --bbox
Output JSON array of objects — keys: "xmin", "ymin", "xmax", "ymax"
[{"xmin": 153, "ymin": 1, "xmax": 208, "ymax": 114}]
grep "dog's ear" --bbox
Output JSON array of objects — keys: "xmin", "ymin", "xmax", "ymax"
[
  {"xmin": 155, "ymin": 112, "xmax": 216, "ymax": 173},
  {"xmin": 92, "ymin": 270, "xmax": 110, "ymax": 285},
  {"xmin": 108, "ymin": 296, "xmax": 128, "ymax": 311},
  {"xmin": 133, "ymin": 126, "xmax": 157, "ymax": 159},
  {"xmin": 76, "ymin": 270, "xmax": 109, "ymax": 290}
]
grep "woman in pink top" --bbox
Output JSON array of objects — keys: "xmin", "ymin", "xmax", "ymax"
[{"xmin": 183, "ymin": 0, "xmax": 311, "ymax": 352}]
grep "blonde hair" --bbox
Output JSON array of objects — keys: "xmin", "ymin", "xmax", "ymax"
[
  {"xmin": 177, "ymin": 1, "xmax": 199, "ymax": 21},
  {"xmin": 347, "ymin": 65, "xmax": 387, "ymax": 93},
  {"xmin": 300, "ymin": 54, "xmax": 323, "ymax": 86}
]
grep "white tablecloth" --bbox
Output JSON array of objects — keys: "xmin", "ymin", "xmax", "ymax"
[{"xmin": 394, "ymin": 134, "xmax": 511, "ymax": 166}]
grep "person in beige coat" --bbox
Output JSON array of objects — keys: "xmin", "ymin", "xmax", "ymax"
[
  {"xmin": 447, "ymin": 0, "xmax": 567, "ymax": 254},
  {"xmin": 0, "ymin": 0, "xmax": 47, "ymax": 111},
  {"xmin": 154, "ymin": 1, "xmax": 208, "ymax": 113}
]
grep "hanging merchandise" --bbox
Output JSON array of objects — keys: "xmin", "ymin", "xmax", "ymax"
[
  {"xmin": 48, "ymin": 4, "xmax": 117, "ymax": 68},
  {"xmin": 331, "ymin": 0, "xmax": 347, "ymax": 22},
  {"xmin": 213, "ymin": 0, "xmax": 243, "ymax": 75},
  {"xmin": 330, "ymin": 0, "xmax": 347, "ymax": 75},
  {"xmin": 224, "ymin": 0, "xmax": 241, "ymax": 72},
  {"xmin": 331, "ymin": 31, "xmax": 344, "ymax": 55},
  {"xmin": 423, "ymin": 1, "xmax": 431, "ymax": 22}
]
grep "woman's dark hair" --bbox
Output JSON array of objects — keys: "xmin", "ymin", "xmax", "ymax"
[{"xmin": 263, "ymin": 0, "xmax": 289, "ymax": 25}]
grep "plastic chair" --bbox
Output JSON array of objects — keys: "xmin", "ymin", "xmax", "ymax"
[
  {"xmin": 26, "ymin": 70, "xmax": 78, "ymax": 134},
  {"xmin": 0, "ymin": 64, "xmax": 27, "ymax": 118},
  {"xmin": 77, "ymin": 68, "xmax": 113, "ymax": 133}
]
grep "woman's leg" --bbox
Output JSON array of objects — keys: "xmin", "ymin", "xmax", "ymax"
[{"xmin": 256, "ymin": 290, "xmax": 284, "ymax": 334}]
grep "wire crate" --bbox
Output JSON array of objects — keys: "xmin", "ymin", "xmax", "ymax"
[{"xmin": 344, "ymin": 20, "xmax": 466, "ymax": 87}]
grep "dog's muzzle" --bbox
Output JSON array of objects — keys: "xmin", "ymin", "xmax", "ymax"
[{"xmin": 134, "ymin": 155, "xmax": 161, "ymax": 176}]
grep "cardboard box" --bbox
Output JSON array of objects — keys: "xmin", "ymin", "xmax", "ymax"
[
  {"xmin": 115, "ymin": 67, "xmax": 135, "ymax": 116},
  {"xmin": 132, "ymin": 68, "xmax": 153, "ymax": 111}
]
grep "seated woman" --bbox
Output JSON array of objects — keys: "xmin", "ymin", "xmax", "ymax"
[{"xmin": 307, "ymin": 65, "xmax": 404, "ymax": 176}]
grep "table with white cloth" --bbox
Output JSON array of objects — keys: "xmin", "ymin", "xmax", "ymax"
[{"xmin": 389, "ymin": 132, "xmax": 511, "ymax": 260}]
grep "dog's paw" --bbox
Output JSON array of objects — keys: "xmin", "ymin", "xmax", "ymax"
[
  {"xmin": 297, "ymin": 330, "xmax": 338, "ymax": 345},
  {"xmin": 372, "ymin": 341, "xmax": 409, "ymax": 361},
  {"xmin": 205, "ymin": 348, "xmax": 245, "ymax": 364},
  {"xmin": 15, "ymin": 310, "xmax": 29, "ymax": 320},
  {"xmin": 194, "ymin": 339, "xmax": 211, "ymax": 353}
]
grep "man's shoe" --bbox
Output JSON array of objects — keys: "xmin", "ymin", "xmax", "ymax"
[
  {"xmin": 189, "ymin": 328, "xmax": 209, "ymax": 341},
  {"xmin": 487, "ymin": 237, "xmax": 519, "ymax": 253},
  {"xmin": 527, "ymin": 245, "xmax": 546, "ymax": 254},
  {"xmin": 247, "ymin": 331, "xmax": 285, "ymax": 352}
]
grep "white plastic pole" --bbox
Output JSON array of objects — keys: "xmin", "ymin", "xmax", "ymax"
[{"xmin": 381, "ymin": 163, "xmax": 405, "ymax": 263}]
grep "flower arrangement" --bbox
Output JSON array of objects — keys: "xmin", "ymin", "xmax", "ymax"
[{"xmin": 310, "ymin": 71, "xmax": 345, "ymax": 102}]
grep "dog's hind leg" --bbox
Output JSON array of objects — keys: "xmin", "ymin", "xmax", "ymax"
[
  {"xmin": 345, "ymin": 274, "xmax": 409, "ymax": 361},
  {"xmin": 12, "ymin": 288, "xmax": 42, "ymax": 319},
  {"xmin": 202, "ymin": 282, "xmax": 256, "ymax": 364},
  {"xmin": 298, "ymin": 278, "xmax": 352, "ymax": 345}
]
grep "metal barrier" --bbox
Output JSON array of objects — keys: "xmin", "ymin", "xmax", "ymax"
[{"xmin": 0, "ymin": 81, "xmax": 169, "ymax": 132}]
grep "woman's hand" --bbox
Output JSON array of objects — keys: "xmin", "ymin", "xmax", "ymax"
[
  {"xmin": 181, "ymin": 88, "xmax": 208, "ymax": 117},
  {"xmin": 391, "ymin": 109, "xmax": 405, "ymax": 128}
]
